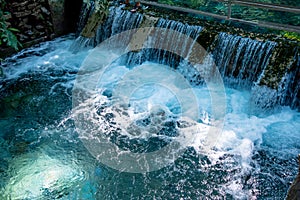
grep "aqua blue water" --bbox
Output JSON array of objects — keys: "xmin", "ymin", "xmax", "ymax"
[{"xmin": 0, "ymin": 35, "xmax": 299, "ymax": 199}]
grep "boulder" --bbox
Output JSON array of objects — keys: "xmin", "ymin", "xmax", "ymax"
[{"xmin": 286, "ymin": 155, "xmax": 300, "ymax": 200}]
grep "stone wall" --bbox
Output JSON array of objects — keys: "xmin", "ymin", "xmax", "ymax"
[
  {"xmin": 6, "ymin": 0, "xmax": 55, "ymax": 46},
  {"xmin": 2, "ymin": 0, "xmax": 82, "ymax": 55}
]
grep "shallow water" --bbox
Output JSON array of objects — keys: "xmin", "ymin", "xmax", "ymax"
[{"xmin": 0, "ymin": 35, "xmax": 299, "ymax": 199}]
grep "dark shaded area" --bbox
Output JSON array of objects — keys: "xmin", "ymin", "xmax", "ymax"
[{"xmin": 64, "ymin": 0, "xmax": 83, "ymax": 33}]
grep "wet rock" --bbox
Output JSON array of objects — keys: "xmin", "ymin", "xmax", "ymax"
[
  {"xmin": 14, "ymin": 10, "xmax": 31, "ymax": 18},
  {"xmin": 25, "ymin": 30, "xmax": 34, "ymax": 36},
  {"xmin": 286, "ymin": 155, "xmax": 300, "ymax": 200},
  {"xmin": 28, "ymin": 2, "xmax": 39, "ymax": 10},
  {"xmin": 81, "ymin": 11, "xmax": 108, "ymax": 38},
  {"xmin": 81, "ymin": 1, "xmax": 110, "ymax": 38},
  {"xmin": 40, "ymin": 6, "xmax": 51, "ymax": 15},
  {"xmin": 35, "ymin": 25, "xmax": 44, "ymax": 30},
  {"xmin": 22, "ymin": 18, "xmax": 28, "ymax": 24},
  {"xmin": 11, "ymin": 1, "xmax": 30, "ymax": 8},
  {"xmin": 0, "ymin": 67, "xmax": 3, "ymax": 78},
  {"xmin": 24, "ymin": 24, "xmax": 32, "ymax": 29},
  {"xmin": 38, "ymin": 32, "xmax": 46, "ymax": 36},
  {"xmin": 19, "ymin": 34, "xmax": 29, "ymax": 42}
]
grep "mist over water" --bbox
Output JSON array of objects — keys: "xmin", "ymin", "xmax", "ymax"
[{"xmin": 0, "ymin": 34, "xmax": 299, "ymax": 199}]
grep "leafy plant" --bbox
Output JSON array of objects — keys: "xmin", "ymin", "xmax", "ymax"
[
  {"xmin": 281, "ymin": 31, "xmax": 300, "ymax": 42},
  {"xmin": 0, "ymin": 0, "xmax": 22, "ymax": 50}
]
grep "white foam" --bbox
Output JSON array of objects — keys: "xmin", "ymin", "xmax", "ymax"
[
  {"xmin": 1, "ymin": 35, "xmax": 89, "ymax": 81},
  {"xmin": 3, "ymin": 36, "xmax": 299, "ymax": 199}
]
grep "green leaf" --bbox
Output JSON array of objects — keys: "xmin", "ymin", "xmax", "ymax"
[{"xmin": 8, "ymin": 28, "xmax": 19, "ymax": 32}]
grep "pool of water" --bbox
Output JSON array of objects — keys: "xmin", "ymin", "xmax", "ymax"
[{"xmin": 0, "ymin": 34, "xmax": 299, "ymax": 199}]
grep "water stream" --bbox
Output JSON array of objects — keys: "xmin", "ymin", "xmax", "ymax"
[{"xmin": 0, "ymin": 5, "xmax": 299, "ymax": 200}]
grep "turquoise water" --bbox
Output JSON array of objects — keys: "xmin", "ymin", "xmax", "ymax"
[{"xmin": 0, "ymin": 35, "xmax": 299, "ymax": 199}]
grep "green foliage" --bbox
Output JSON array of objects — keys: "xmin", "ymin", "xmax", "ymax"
[
  {"xmin": 254, "ymin": 0, "xmax": 299, "ymax": 7},
  {"xmin": 158, "ymin": 0, "xmax": 207, "ymax": 8},
  {"xmin": 83, "ymin": 0, "xmax": 109, "ymax": 11},
  {"xmin": 158, "ymin": 0, "xmax": 175, "ymax": 6},
  {"xmin": 281, "ymin": 31, "xmax": 300, "ymax": 42},
  {"xmin": 151, "ymin": 0, "xmax": 299, "ymax": 27},
  {"xmin": 0, "ymin": 0, "xmax": 22, "ymax": 50}
]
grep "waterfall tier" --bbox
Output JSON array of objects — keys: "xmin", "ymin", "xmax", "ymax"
[{"xmin": 72, "ymin": 3, "xmax": 300, "ymax": 112}]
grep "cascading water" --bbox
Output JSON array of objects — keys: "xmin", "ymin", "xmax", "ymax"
[
  {"xmin": 119, "ymin": 18, "xmax": 203, "ymax": 68},
  {"xmin": 212, "ymin": 32, "xmax": 277, "ymax": 89},
  {"xmin": 257, "ymin": 47, "xmax": 300, "ymax": 111},
  {"xmin": 71, "ymin": 6, "xmax": 144, "ymax": 51},
  {"xmin": 0, "ymin": 4, "xmax": 299, "ymax": 200},
  {"xmin": 280, "ymin": 47, "xmax": 300, "ymax": 109}
]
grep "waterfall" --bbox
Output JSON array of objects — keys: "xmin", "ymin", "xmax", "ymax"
[
  {"xmin": 280, "ymin": 48, "xmax": 300, "ymax": 109},
  {"xmin": 150, "ymin": 18, "xmax": 203, "ymax": 60},
  {"xmin": 122, "ymin": 18, "xmax": 203, "ymax": 68},
  {"xmin": 1, "ymin": 3, "xmax": 300, "ymax": 200},
  {"xmin": 70, "ymin": 6, "xmax": 144, "ymax": 51},
  {"xmin": 76, "ymin": 2, "xmax": 96, "ymax": 37},
  {"xmin": 71, "ymin": 4, "xmax": 299, "ymax": 111},
  {"xmin": 95, "ymin": 6, "xmax": 144, "ymax": 44},
  {"xmin": 212, "ymin": 32, "xmax": 276, "ymax": 89},
  {"xmin": 250, "ymin": 47, "xmax": 300, "ymax": 113}
]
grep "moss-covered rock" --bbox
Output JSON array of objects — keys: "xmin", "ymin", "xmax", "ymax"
[
  {"xmin": 259, "ymin": 43, "xmax": 299, "ymax": 89},
  {"xmin": 81, "ymin": 0, "xmax": 109, "ymax": 38}
]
